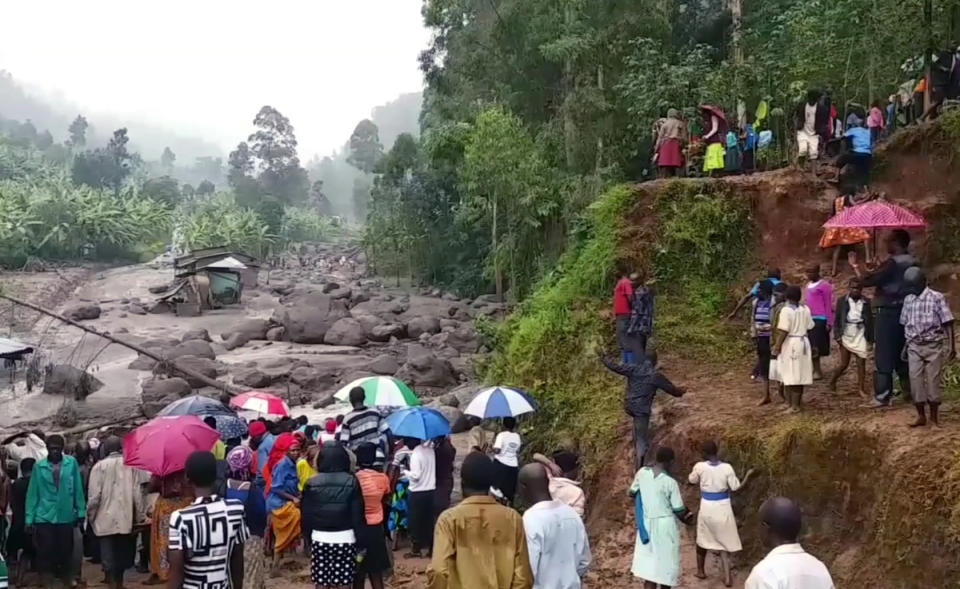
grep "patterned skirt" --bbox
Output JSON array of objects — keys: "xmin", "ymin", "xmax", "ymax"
[
  {"xmin": 310, "ymin": 539, "xmax": 357, "ymax": 587},
  {"xmin": 819, "ymin": 227, "xmax": 870, "ymax": 248},
  {"xmin": 150, "ymin": 496, "xmax": 194, "ymax": 579}
]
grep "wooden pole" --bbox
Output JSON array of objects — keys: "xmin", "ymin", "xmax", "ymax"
[{"xmin": 0, "ymin": 293, "xmax": 242, "ymax": 395}]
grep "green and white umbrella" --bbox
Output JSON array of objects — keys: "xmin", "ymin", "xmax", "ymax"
[{"xmin": 333, "ymin": 376, "xmax": 421, "ymax": 408}]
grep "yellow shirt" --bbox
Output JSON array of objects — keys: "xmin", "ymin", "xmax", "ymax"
[
  {"xmin": 296, "ymin": 458, "xmax": 317, "ymax": 491},
  {"xmin": 427, "ymin": 495, "xmax": 533, "ymax": 589}
]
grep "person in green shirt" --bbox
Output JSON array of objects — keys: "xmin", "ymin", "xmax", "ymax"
[{"xmin": 26, "ymin": 434, "xmax": 86, "ymax": 588}]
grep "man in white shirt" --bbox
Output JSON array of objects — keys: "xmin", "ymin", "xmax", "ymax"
[
  {"xmin": 745, "ymin": 497, "xmax": 834, "ymax": 589},
  {"xmin": 518, "ymin": 463, "xmax": 590, "ymax": 589},
  {"xmin": 402, "ymin": 437, "xmax": 436, "ymax": 558}
]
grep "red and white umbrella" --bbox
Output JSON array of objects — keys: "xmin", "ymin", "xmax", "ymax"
[
  {"xmin": 823, "ymin": 200, "xmax": 926, "ymax": 229},
  {"xmin": 230, "ymin": 391, "xmax": 290, "ymax": 416}
]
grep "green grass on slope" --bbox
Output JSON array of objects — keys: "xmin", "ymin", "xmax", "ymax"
[{"xmin": 485, "ymin": 181, "xmax": 755, "ymax": 469}]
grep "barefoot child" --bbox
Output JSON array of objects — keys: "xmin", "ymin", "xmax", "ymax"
[
  {"xmin": 829, "ymin": 279, "xmax": 873, "ymax": 396},
  {"xmin": 772, "ymin": 286, "xmax": 815, "ymax": 412}
]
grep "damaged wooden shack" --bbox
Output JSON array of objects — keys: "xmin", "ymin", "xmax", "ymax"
[{"xmin": 156, "ymin": 247, "xmax": 260, "ymax": 315}]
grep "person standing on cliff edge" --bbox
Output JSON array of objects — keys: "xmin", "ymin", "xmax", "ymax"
[
  {"xmin": 850, "ymin": 230, "xmax": 917, "ymax": 407},
  {"xmin": 599, "ymin": 351, "xmax": 686, "ymax": 468},
  {"xmin": 613, "ymin": 269, "xmax": 641, "ymax": 363}
]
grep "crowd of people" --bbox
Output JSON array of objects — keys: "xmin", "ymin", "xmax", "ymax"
[{"xmin": 0, "ymin": 383, "xmax": 597, "ymax": 589}]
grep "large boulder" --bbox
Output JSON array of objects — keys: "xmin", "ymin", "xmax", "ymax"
[
  {"xmin": 181, "ymin": 329, "xmax": 212, "ymax": 343},
  {"xmin": 168, "ymin": 356, "xmax": 220, "ymax": 388},
  {"xmin": 290, "ymin": 365, "xmax": 338, "ymax": 392},
  {"xmin": 63, "ymin": 304, "xmax": 101, "ymax": 321},
  {"xmin": 140, "ymin": 377, "xmax": 193, "ymax": 418},
  {"xmin": 369, "ymin": 323, "xmax": 406, "ymax": 342},
  {"xmin": 273, "ymin": 295, "xmax": 348, "ymax": 344},
  {"xmin": 395, "ymin": 347, "xmax": 457, "ymax": 388},
  {"xmin": 42, "ymin": 365, "xmax": 104, "ymax": 400},
  {"xmin": 433, "ymin": 405, "xmax": 469, "ymax": 434},
  {"xmin": 233, "ymin": 368, "xmax": 273, "ymax": 389},
  {"xmin": 429, "ymin": 326, "xmax": 480, "ymax": 354},
  {"xmin": 329, "ymin": 287, "xmax": 352, "ymax": 301},
  {"xmin": 406, "ymin": 316, "xmax": 441, "ymax": 339},
  {"xmin": 222, "ymin": 332, "xmax": 252, "ymax": 351},
  {"xmin": 168, "ymin": 340, "xmax": 216, "ymax": 361},
  {"xmin": 220, "ymin": 319, "xmax": 270, "ymax": 342},
  {"xmin": 128, "ymin": 355, "xmax": 158, "ymax": 371},
  {"xmin": 351, "ymin": 311, "xmax": 385, "ymax": 334},
  {"xmin": 365, "ymin": 354, "xmax": 400, "ymax": 375},
  {"xmin": 324, "ymin": 318, "xmax": 367, "ymax": 346},
  {"xmin": 321, "ymin": 282, "xmax": 340, "ymax": 294}
]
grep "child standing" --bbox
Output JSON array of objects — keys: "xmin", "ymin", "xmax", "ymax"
[
  {"xmin": 900, "ymin": 267, "xmax": 956, "ymax": 427},
  {"xmin": 772, "ymin": 286, "xmax": 815, "ymax": 413},
  {"xmin": 767, "ymin": 282, "xmax": 789, "ymax": 401},
  {"xmin": 804, "ymin": 265, "xmax": 834, "ymax": 380},
  {"xmin": 752, "ymin": 280, "xmax": 775, "ymax": 405},
  {"xmin": 829, "ymin": 279, "xmax": 873, "ymax": 397}
]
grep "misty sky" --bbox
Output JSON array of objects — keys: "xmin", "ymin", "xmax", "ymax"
[{"xmin": 0, "ymin": 0, "xmax": 429, "ymax": 158}]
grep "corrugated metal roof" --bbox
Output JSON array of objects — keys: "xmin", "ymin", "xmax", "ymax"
[{"xmin": 0, "ymin": 337, "xmax": 34, "ymax": 357}]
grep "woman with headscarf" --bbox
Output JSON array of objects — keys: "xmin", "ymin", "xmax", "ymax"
[
  {"xmin": 265, "ymin": 433, "xmax": 302, "ymax": 567},
  {"xmin": 226, "ymin": 447, "xmax": 267, "ymax": 589},
  {"xmin": 655, "ymin": 108, "xmax": 686, "ymax": 177},
  {"xmin": 302, "ymin": 445, "xmax": 365, "ymax": 589}
]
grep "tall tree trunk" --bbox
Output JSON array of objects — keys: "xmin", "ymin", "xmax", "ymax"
[
  {"xmin": 563, "ymin": 0, "xmax": 577, "ymax": 170},
  {"xmin": 596, "ymin": 64, "xmax": 604, "ymax": 172},
  {"xmin": 729, "ymin": 0, "xmax": 744, "ymax": 127},
  {"xmin": 492, "ymin": 197, "xmax": 503, "ymax": 301}
]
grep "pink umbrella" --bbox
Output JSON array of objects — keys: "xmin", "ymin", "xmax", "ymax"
[
  {"xmin": 123, "ymin": 415, "xmax": 220, "ymax": 476},
  {"xmin": 823, "ymin": 200, "xmax": 927, "ymax": 229},
  {"xmin": 230, "ymin": 391, "xmax": 290, "ymax": 416}
]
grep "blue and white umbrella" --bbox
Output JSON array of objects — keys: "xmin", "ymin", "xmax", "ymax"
[
  {"xmin": 386, "ymin": 407, "xmax": 451, "ymax": 440},
  {"xmin": 464, "ymin": 386, "xmax": 538, "ymax": 419}
]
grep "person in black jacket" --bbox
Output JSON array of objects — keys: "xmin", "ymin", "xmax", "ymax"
[
  {"xmin": 301, "ymin": 446, "xmax": 365, "ymax": 589},
  {"xmin": 599, "ymin": 351, "xmax": 686, "ymax": 468},
  {"xmin": 829, "ymin": 278, "xmax": 874, "ymax": 397}
]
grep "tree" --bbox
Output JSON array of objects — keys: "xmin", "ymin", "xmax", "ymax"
[
  {"xmin": 227, "ymin": 141, "xmax": 262, "ymax": 207},
  {"xmin": 182, "ymin": 184, "xmax": 196, "ymax": 199},
  {"xmin": 160, "ymin": 147, "xmax": 176, "ymax": 172},
  {"xmin": 192, "ymin": 156, "xmax": 223, "ymax": 184},
  {"xmin": 347, "ymin": 119, "xmax": 383, "ymax": 174},
  {"xmin": 247, "ymin": 106, "xmax": 309, "ymax": 205},
  {"xmin": 67, "ymin": 115, "xmax": 88, "ymax": 149},
  {"xmin": 196, "ymin": 180, "xmax": 216, "ymax": 196},
  {"xmin": 142, "ymin": 175, "xmax": 181, "ymax": 207},
  {"xmin": 309, "ymin": 180, "xmax": 332, "ymax": 216},
  {"xmin": 462, "ymin": 107, "xmax": 557, "ymax": 301},
  {"xmin": 35, "ymin": 130, "xmax": 53, "ymax": 150},
  {"xmin": 71, "ymin": 128, "xmax": 137, "ymax": 193}
]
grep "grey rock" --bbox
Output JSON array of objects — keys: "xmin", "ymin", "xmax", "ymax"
[
  {"xmin": 234, "ymin": 368, "xmax": 273, "ymax": 389},
  {"xmin": 312, "ymin": 391, "xmax": 337, "ymax": 409},
  {"xmin": 128, "ymin": 355, "xmax": 158, "ymax": 371},
  {"xmin": 406, "ymin": 316, "xmax": 441, "ymax": 339},
  {"xmin": 128, "ymin": 304, "xmax": 147, "ymax": 315},
  {"xmin": 220, "ymin": 318, "xmax": 270, "ymax": 341},
  {"xmin": 437, "ymin": 393, "xmax": 460, "ymax": 408},
  {"xmin": 321, "ymin": 282, "xmax": 340, "ymax": 294},
  {"xmin": 42, "ymin": 365, "xmax": 104, "ymax": 400},
  {"xmin": 140, "ymin": 377, "xmax": 192, "ymax": 418},
  {"xmin": 147, "ymin": 284, "xmax": 170, "ymax": 294},
  {"xmin": 323, "ymin": 318, "xmax": 367, "ymax": 346},
  {"xmin": 366, "ymin": 354, "xmax": 400, "ymax": 375},
  {"xmin": 223, "ymin": 332, "xmax": 252, "ymax": 351},
  {"xmin": 63, "ymin": 304, "xmax": 101, "ymax": 321},
  {"xmin": 369, "ymin": 323, "xmax": 406, "ymax": 342},
  {"xmin": 395, "ymin": 348, "xmax": 456, "ymax": 388},
  {"xmin": 265, "ymin": 326, "xmax": 285, "ymax": 341},
  {"xmin": 434, "ymin": 405, "xmax": 469, "ymax": 433},
  {"xmin": 273, "ymin": 295, "xmax": 348, "ymax": 343},
  {"xmin": 329, "ymin": 287, "xmax": 352, "ymax": 301},
  {"xmin": 440, "ymin": 319, "xmax": 459, "ymax": 330},
  {"xmin": 290, "ymin": 366, "xmax": 338, "ymax": 391},
  {"xmin": 168, "ymin": 356, "xmax": 220, "ymax": 388},
  {"xmin": 442, "ymin": 292, "xmax": 460, "ymax": 301},
  {"xmin": 168, "ymin": 340, "xmax": 216, "ymax": 360},
  {"xmin": 181, "ymin": 329, "xmax": 212, "ymax": 343}
]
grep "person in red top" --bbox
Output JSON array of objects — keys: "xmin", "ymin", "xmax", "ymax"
[
  {"xmin": 614, "ymin": 271, "xmax": 641, "ymax": 362},
  {"xmin": 354, "ymin": 443, "xmax": 391, "ymax": 589}
]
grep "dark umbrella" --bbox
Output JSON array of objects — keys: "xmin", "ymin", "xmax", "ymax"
[
  {"xmin": 212, "ymin": 414, "xmax": 249, "ymax": 440},
  {"xmin": 157, "ymin": 395, "xmax": 235, "ymax": 417}
]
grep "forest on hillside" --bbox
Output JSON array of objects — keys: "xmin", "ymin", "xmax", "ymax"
[
  {"xmin": 0, "ymin": 73, "xmax": 420, "ymax": 268},
  {"xmin": 362, "ymin": 0, "xmax": 960, "ymax": 298}
]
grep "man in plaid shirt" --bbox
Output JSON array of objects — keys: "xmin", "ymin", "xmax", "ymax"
[{"xmin": 901, "ymin": 267, "xmax": 956, "ymax": 427}]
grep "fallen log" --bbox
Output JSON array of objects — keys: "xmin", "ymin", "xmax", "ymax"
[{"xmin": 0, "ymin": 293, "xmax": 243, "ymax": 395}]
